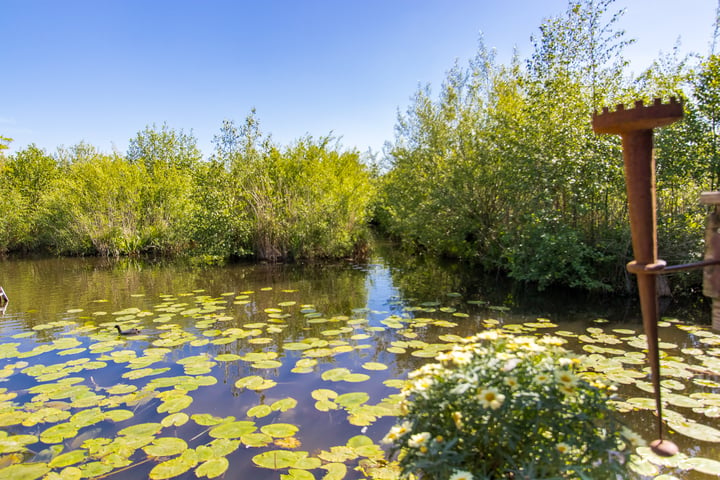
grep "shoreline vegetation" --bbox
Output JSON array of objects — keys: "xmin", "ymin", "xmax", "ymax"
[{"xmin": 2, "ymin": 0, "xmax": 720, "ymax": 296}]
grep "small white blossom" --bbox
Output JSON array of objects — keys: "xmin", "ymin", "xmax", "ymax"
[
  {"xmin": 449, "ymin": 470, "xmax": 474, "ymax": 480},
  {"xmin": 408, "ymin": 432, "xmax": 431, "ymax": 449},
  {"xmin": 477, "ymin": 387, "xmax": 505, "ymax": 410}
]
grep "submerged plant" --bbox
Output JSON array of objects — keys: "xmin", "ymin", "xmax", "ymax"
[{"xmin": 384, "ymin": 330, "xmax": 642, "ymax": 479}]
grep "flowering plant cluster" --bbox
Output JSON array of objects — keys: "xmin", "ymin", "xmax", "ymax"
[{"xmin": 384, "ymin": 331, "xmax": 642, "ymax": 480}]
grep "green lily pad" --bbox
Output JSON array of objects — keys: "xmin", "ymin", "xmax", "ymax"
[
  {"xmin": 149, "ymin": 451, "xmax": 197, "ymax": 479},
  {"xmin": 143, "ymin": 437, "xmax": 188, "ymax": 457},
  {"xmin": 191, "ymin": 414, "xmax": 229, "ymax": 426},
  {"xmin": 0, "ymin": 463, "xmax": 50, "ymax": 480},
  {"xmin": 668, "ymin": 419, "xmax": 720, "ymax": 442},
  {"xmin": 281, "ymin": 469, "xmax": 316, "ymax": 480},
  {"xmin": 247, "ymin": 404, "xmax": 273, "ymax": 418},
  {"xmin": 195, "ymin": 456, "xmax": 230, "ymax": 478},
  {"xmin": 343, "ymin": 373, "xmax": 371, "ymax": 383},
  {"xmin": 260, "ymin": 423, "xmax": 299, "ymax": 438},
  {"xmin": 118, "ymin": 422, "xmax": 164, "ymax": 437},
  {"xmin": 40, "ymin": 423, "xmax": 78, "ymax": 444},
  {"xmin": 240, "ymin": 432, "xmax": 273, "ymax": 447},
  {"xmin": 253, "ymin": 450, "xmax": 306, "ymax": 469},
  {"xmin": 235, "ymin": 375, "xmax": 277, "ymax": 391},
  {"xmin": 157, "ymin": 394, "xmax": 193, "ymax": 414},
  {"xmin": 336, "ymin": 392, "xmax": 369, "ymax": 408},
  {"xmin": 680, "ymin": 456, "xmax": 720, "ymax": 475},
  {"xmin": 209, "ymin": 421, "xmax": 256, "ymax": 439},
  {"xmin": 321, "ymin": 368, "xmax": 351, "ymax": 382},
  {"xmin": 361, "ymin": 362, "xmax": 388, "ymax": 371},
  {"xmin": 161, "ymin": 412, "xmax": 189, "ymax": 427},
  {"xmin": 271, "ymin": 398, "xmax": 298, "ymax": 412},
  {"xmin": 320, "ymin": 462, "xmax": 347, "ymax": 480}
]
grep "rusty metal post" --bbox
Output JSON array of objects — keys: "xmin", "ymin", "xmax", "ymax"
[
  {"xmin": 593, "ymin": 98, "xmax": 683, "ymax": 457},
  {"xmin": 701, "ymin": 192, "xmax": 720, "ymax": 331}
]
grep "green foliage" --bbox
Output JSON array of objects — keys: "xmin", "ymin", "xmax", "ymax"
[
  {"xmin": 210, "ymin": 114, "xmax": 376, "ymax": 261},
  {"xmin": 0, "ymin": 145, "xmax": 59, "ymax": 251},
  {"xmin": 38, "ymin": 149, "xmax": 147, "ymax": 256},
  {"xmin": 187, "ymin": 158, "xmax": 253, "ymax": 259},
  {"xmin": 378, "ymin": 0, "xmax": 716, "ymax": 293},
  {"xmin": 0, "ymin": 135, "xmax": 11, "ymax": 155},
  {"xmin": 0, "ymin": 116, "xmax": 375, "ymax": 261},
  {"xmin": 385, "ymin": 331, "xmax": 638, "ymax": 479},
  {"xmin": 127, "ymin": 123, "xmax": 201, "ymax": 172}
]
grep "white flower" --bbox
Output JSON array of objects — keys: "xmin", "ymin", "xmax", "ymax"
[
  {"xmin": 556, "ymin": 442, "xmax": 571, "ymax": 454},
  {"xmin": 556, "ymin": 370, "xmax": 577, "ymax": 387},
  {"xmin": 476, "ymin": 330, "xmax": 499, "ymax": 341},
  {"xmin": 477, "ymin": 387, "xmax": 505, "ymax": 410},
  {"xmin": 503, "ymin": 376, "xmax": 519, "ymax": 389},
  {"xmin": 449, "ymin": 470, "xmax": 474, "ymax": 480},
  {"xmin": 558, "ymin": 357, "xmax": 573, "ymax": 367},
  {"xmin": 502, "ymin": 358, "xmax": 520, "ymax": 372},
  {"xmin": 382, "ymin": 421, "xmax": 412, "ymax": 444},
  {"xmin": 412, "ymin": 377, "xmax": 434, "ymax": 392},
  {"xmin": 540, "ymin": 335, "xmax": 566, "ymax": 346},
  {"xmin": 438, "ymin": 347, "xmax": 473, "ymax": 365},
  {"xmin": 408, "ymin": 432, "xmax": 431, "ymax": 448}
]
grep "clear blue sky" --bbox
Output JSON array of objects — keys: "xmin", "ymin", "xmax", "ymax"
[{"xmin": 2, "ymin": 0, "xmax": 717, "ymax": 158}]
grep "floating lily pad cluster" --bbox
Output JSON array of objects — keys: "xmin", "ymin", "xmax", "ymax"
[{"xmin": 0, "ymin": 287, "xmax": 718, "ymax": 479}]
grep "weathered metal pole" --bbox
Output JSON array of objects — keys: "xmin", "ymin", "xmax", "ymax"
[
  {"xmin": 593, "ymin": 98, "xmax": 683, "ymax": 457},
  {"xmin": 700, "ymin": 192, "xmax": 720, "ymax": 331}
]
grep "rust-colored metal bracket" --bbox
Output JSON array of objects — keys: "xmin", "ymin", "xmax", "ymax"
[{"xmin": 593, "ymin": 98, "xmax": 683, "ymax": 457}]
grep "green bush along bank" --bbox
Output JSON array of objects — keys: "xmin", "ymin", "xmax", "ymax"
[
  {"xmin": 0, "ymin": 117, "xmax": 375, "ymax": 262},
  {"xmin": 377, "ymin": 0, "xmax": 720, "ymax": 294}
]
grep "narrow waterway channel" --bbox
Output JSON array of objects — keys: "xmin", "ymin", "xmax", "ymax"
[{"xmin": 0, "ymin": 252, "xmax": 717, "ymax": 479}]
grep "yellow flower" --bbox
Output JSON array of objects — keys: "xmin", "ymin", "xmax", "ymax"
[
  {"xmin": 535, "ymin": 373, "xmax": 551, "ymax": 384},
  {"xmin": 477, "ymin": 388, "xmax": 505, "ymax": 410},
  {"xmin": 503, "ymin": 376, "xmax": 519, "ymax": 389},
  {"xmin": 452, "ymin": 411, "xmax": 463, "ymax": 429}
]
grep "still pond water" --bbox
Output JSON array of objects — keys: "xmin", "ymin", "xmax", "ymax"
[{"xmin": 0, "ymin": 251, "xmax": 718, "ymax": 479}]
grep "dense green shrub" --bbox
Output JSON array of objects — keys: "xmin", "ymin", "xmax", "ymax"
[
  {"xmin": 38, "ymin": 152, "xmax": 147, "ymax": 256},
  {"xmin": 385, "ymin": 331, "xmax": 639, "ymax": 479},
  {"xmin": 377, "ymin": 0, "xmax": 717, "ymax": 293},
  {"xmin": 0, "ymin": 119, "xmax": 376, "ymax": 261}
]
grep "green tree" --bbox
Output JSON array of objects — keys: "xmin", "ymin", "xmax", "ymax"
[
  {"xmin": 379, "ymin": 0, "xmax": 635, "ymax": 291},
  {"xmin": 695, "ymin": 54, "xmax": 720, "ymax": 189},
  {"xmin": 126, "ymin": 124, "xmax": 199, "ymax": 254},
  {"xmin": 0, "ymin": 135, "xmax": 11, "ymax": 156},
  {"xmin": 0, "ymin": 144, "xmax": 59, "ymax": 251},
  {"xmin": 38, "ymin": 151, "xmax": 146, "ymax": 256}
]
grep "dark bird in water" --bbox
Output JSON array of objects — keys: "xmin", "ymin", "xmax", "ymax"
[{"xmin": 114, "ymin": 325, "xmax": 141, "ymax": 335}]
